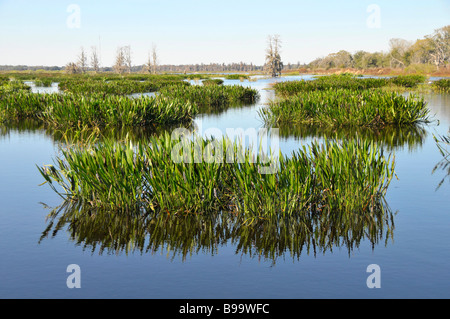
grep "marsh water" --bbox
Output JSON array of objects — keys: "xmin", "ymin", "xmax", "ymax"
[{"xmin": 1, "ymin": 76, "xmax": 450, "ymax": 298}]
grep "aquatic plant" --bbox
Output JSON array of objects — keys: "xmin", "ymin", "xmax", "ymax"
[
  {"xmin": 34, "ymin": 79, "xmax": 53, "ymax": 87},
  {"xmin": 38, "ymin": 133, "xmax": 395, "ymax": 220},
  {"xmin": 260, "ymin": 88, "xmax": 430, "ymax": 128},
  {"xmin": 202, "ymin": 79, "xmax": 224, "ymax": 86},
  {"xmin": 159, "ymin": 84, "xmax": 259, "ymax": 109},
  {"xmin": 273, "ymin": 74, "xmax": 430, "ymax": 97},
  {"xmin": 0, "ymin": 91, "xmax": 197, "ymax": 127},
  {"xmin": 273, "ymin": 75, "xmax": 389, "ymax": 97},
  {"xmin": 389, "ymin": 74, "xmax": 427, "ymax": 88},
  {"xmin": 57, "ymin": 78, "xmax": 188, "ymax": 95},
  {"xmin": 225, "ymin": 74, "xmax": 249, "ymax": 80},
  {"xmin": 432, "ymin": 79, "xmax": 450, "ymax": 92},
  {"xmin": 0, "ymin": 79, "xmax": 31, "ymax": 94}
]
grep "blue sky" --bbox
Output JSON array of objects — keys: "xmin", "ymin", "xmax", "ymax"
[{"xmin": 0, "ymin": 0, "xmax": 449, "ymax": 67}]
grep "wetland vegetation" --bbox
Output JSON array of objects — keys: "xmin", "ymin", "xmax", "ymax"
[
  {"xmin": 37, "ymin": 132, "xmax": 395, "ymax": 221},
  {"xmin": 0, "ymin": 70, "xmax": 445, "ymax": 260},
  {"xmin": 260, "ymin": 74, "xmax": 430, "ymax": 129}
]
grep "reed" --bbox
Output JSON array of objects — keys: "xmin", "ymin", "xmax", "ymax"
[
  {"xmin": 0, "ymin": 91, "xmax": 197, "ymax": 127},
  {"xmin": 38, "ymin": 133, "xmax": 395, "ymax": 220},
  {"xmin": 225, "ymin": 74, "xmax": 249, "ymax": 80},
  {"xmin": 260, "ymin": 88, "xmax": 430, "ymax": 128},
  {"xmin": 0, "ymin": 79, "xmax": 31, "ymax": 94},
  {"xmin": 159, "ymin": 84, "xmax": 259, "ymax": 109},
  {"xmin": 57, "ymin": 78, "xmax": 189, "ymax": 95},
  {"xmin": 34, "ymin": 79, "xmax": 53, "ymax": 87},
  {"xmin": 389, "ymin": 74, "xmax": 427, "ymax": 88},
  {"xmin": 432, "ymin": 79, "xmax": 450, "ymax": 92},
  {"xmin": 273, "ymin": 74, "xmax": 429, "ymax": 98},
  {"xmin": 273, "ymin": 75, "xmax": 389, "ymax": 97},
  {"xmin": 202, "ymin": 79, "xmax": 224, "ymax": 86}
]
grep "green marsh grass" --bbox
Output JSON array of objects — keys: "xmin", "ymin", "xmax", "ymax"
[
  {"xmin": 0, "ymin": 79, "xmax": 31, "ymax": 94},
  {"xmin": 432, "ymin": 79, "xmax": 450, "ymax": 92},
  {"xmin": 38, "ymin": 133, "xmax": 395, "ymax": 220},
  {"xmin": 57, "ymin": 78, "xmax": 189, "ymax": 95},
  {"xmin": 159, "ymin": 84, "xmax": 259, "ymax": 110},
  {"xmin": 224, "ymin": 74, "xmax": 249, "ymax": 80},
  {"xmin": 0, "ymin": 91, "xmax": 197, "ymax": 127},
  {"xmin": 34, "ymin": 79, "xmax": 53, "ymax": 87},
  {"xmin": 260, "ymin": 88, "xmax": 430, "ymax": 128},
  {"xmin": 389, "ymin": 74, "xmax": 427, "ymax": 88},
  {"xmin": 273, "ymin": 74, "xmax": 430, "ymax": 98},
  {"xmin": 202, "ymin": 79, "xmax": 224, "ymax": 86},
  {"xmin": 273, "ymin": 75, "xmax": 389, "ymax": 97}
]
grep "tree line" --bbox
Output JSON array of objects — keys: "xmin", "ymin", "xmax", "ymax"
[
  {"xmin": 2, "ymin": 25, "xmax": 447, "ymax": 74},
  {"xmin": 308, "ymin": 25, "xmax": 449, "ymax": 71}
]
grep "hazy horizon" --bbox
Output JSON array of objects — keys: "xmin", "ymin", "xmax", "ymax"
[{"xmin": 1, "ymin": 0, "xmax": 449, "ymax": 67}]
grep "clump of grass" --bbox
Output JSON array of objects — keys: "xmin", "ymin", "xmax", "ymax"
[
  {"xmin": 0, "ymin": 91, "xmax": 197, "ymax": 127},
  {"xmin": 274, "ymin": 74, "xmax": 430, "ymax": 97},
  {"xmin": 34, "ymin": 79, "xmax": 53, "ymax": 87},
  {"xmin": 389, "ymin": 74, "xmax": 427, "ymax": 88},
  {"xmin": 0, "ymin": 79, "xmax": 31, "ymax": 94},
  {"xmin": 273, "ymin": 75, "xmax": 389, "ymax": 97},
  {"xmin": 432, "ymin": 79, "xmax": 450, "ymax": 92},
  {"xmin": 38, "ymin": 133, "xmax": 395, "ymax": 220},
  {"xmin": 58, "ymin": 78, "xmax": 188, "ymax": 95},
  {"xmin": 202, "ymin": 79, "xmax": 224, "ymax": 86},
  {"xmin": 159, "ymin": 84, "xmax": 259, "ymax": 109},
  {"xmin": 260, "ymin": 88, "xmax": 430, "ymax": 128},
  {"xmin": 225, "ymin": 74, "xmax": 249, "ymax": 80}
]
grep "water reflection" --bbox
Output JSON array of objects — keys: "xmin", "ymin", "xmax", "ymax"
[
  {"xmin": 276, "ymin": 124, "xmax": 428, "ymax": 152},
  {"xmin": 39, "ymin": 200, "xmax": 395, "ymax": 263},
  {"xmin": 0, "ymin": 119, "xmax": 192, "ymax": 144}
]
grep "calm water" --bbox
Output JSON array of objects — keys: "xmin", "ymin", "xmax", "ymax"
[{"xmin": 1, "ymin": 76, "xmax": 449, "ymax": 299}]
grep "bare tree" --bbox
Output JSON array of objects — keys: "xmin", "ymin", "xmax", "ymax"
[
  {"xmin": 264, "ymin": 35, "xmax": 283, "ymax": 77},
  {"xmin": 426, "ymin": 25, "xmax": 450, "ymax": 69},
  {"xmin": 142, "ymin": 51, "xmax": 152, "ymax": 73},
  {"xmin": 90, "ymin": 46, "xmax": 100, "ymax": 73},
  {"xmin": 77, "ymin": 47, "xmax": 88, "ymax": 73},
  {"xmin": 142, "ymin": 44, "xmax": 159, "ymax": 74},
  {"xmin": 113, "ymin": 47, "xmax": 126, "ymax": 74},
  {"xmin": 151, "ymin": 44, "xmax": 159, "ymax": 74},
  {"xmin": 123, "ymin": 45, "xmax": 132, "ymax": 73}
]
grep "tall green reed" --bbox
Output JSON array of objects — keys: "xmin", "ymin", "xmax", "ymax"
[
  {"xmin": 38, "ymin": 133, "xmax": 395, "ymax": 221},
  {"xmin": 260, "ymin": 88, "xmax": 430, "ymax": 128}
]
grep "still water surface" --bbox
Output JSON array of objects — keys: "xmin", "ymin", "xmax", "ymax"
[{"xmin": 0, "ymin": 76, "xmax": 449, "ymax": 298}]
